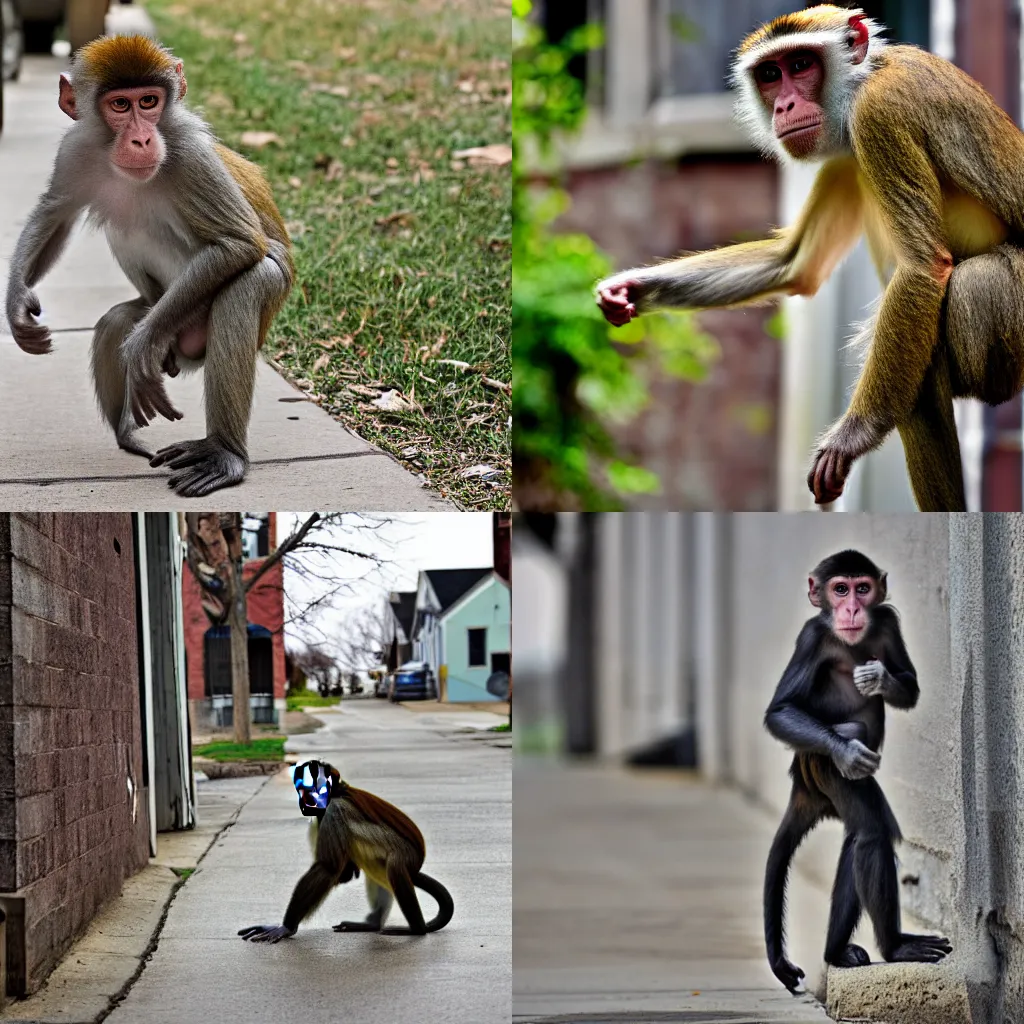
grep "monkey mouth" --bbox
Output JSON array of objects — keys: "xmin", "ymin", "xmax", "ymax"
[
  {"xmin": 836, "ymin": 626, "xmax": 866, "ymax": 644},
  {"xmin": 114, "ymin": 163, "xmax": 161, "ymax": 182},
  {"xmin": 777, "ymin": 121, "xmax": 822, "ymax": 140}
]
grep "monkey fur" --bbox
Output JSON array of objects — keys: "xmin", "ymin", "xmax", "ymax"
[
  {"xmin": 238, "ymin": 761, "xmax": 454, "ymax": 943},
  {"xmin": 596, "ymin": 4, "xmax": 1024, "ymax": 511},
  {"xmin": 5, "ymin": 35, "xmax": 294, "ymax": 497}
]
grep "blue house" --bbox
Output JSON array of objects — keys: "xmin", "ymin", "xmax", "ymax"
[{"xmin": 412, "ymin": 568, "xmax": 511, "ymax": 702}]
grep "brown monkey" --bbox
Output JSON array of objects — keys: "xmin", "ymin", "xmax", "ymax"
[
  {"xmin": 596, "ymin": 5, "xmax": 1024, "ymax": 512},
  {"xmin": 238, "ymin": 760, "xmax": 454, "ymax": 943},
  {"xmin": 5, "ymin": 35, "xmax": 294, "ymax": 497}
]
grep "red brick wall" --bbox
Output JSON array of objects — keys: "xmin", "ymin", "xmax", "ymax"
[
  {"xmin": 181, "ymin": 558, "xmax": 286, "ymax": 704},
  {"xmin": 0, "ymin": 513, "xmax": 149, "ymax": 994},
  {"xmin": 558, "ymin": 156, "xmax": 782, "ymax": 509}
]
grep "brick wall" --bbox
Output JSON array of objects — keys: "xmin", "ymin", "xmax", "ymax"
[
  {"xmin": 0, "ymin": 513, "xmax": 149, "ymax": 995},
  {"xmin": 558, "ymin": 156, "xmax": 782, "ymax": 509},
  {"xmin": 182, "ymin": 558, "xmax": 286, "ymax": 705}
]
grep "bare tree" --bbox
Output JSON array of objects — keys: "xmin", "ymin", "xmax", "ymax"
[{"xmin": 184, "ymin": 513, "xmax": 393, "ymax": 744}]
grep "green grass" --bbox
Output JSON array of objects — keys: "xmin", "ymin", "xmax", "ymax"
[
  {"xmin": 171, "ymin": 867, "xmax": 196, "ymax": 881},
  {"xmin": 193, "ymin": 736, "xmax": 286, "ymax": 762},
  {"xmin": 286, "ymin": 691, "xmax": 342, "ymax": 711},
  {"xmin": 146, "ymin": 0, "xmax": 511, "ymax": 508},
  {"xmin": 489, "ymin": 722, "xmax": 511, "ymax": 732}
]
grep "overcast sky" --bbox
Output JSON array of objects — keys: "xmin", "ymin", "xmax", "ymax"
[{"xmin": 278, "ymin": 512, "xmax": 494, "ymax": 668}]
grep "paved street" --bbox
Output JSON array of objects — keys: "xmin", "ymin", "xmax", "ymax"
[
  {"xmin": 513, "ymin": 761, "xmax": 832, "ymax": 1024},
  {"xmin": 105, "ymin": 701, "xmax": 510, "ymax": 1024},
  {"xmin": 0, "ymin": 56, "xmax": 447, "ymax": 510}
]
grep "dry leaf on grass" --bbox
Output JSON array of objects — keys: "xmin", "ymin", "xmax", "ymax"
[
  {"xmin": 460, "ymin": 464, "xmax": 501, "ymax": 479},
  {"xmin": 451, "ymin": 144, "xmax": 512, "ymax": 166},
  {"xmin": 372, "ymin": 390, "xmax": 413, "ymax": 412},
  {"xmin": 311, "ymin": 353, "xmax": 332, "ymax": 374},
  {"xmin": 239, "ymin": 131, "xmax": 282, "ymax": 149}
]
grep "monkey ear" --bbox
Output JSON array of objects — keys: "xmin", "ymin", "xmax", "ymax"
[
  {"xmin": 847, "ymin": 15, "xmax": 870, "ymax": 65},
  {"xmin": 877, "ymin": 571, "xmax": 888, "ymax": 602},
  {"xmin": 58, "ymin": 74, "xmax": 78, "ymax": 120},
  {"xmin": 808, "ymin": 576, "xmax": 822, "ymax": 608},
  {"xmin": 174, "ymin": 61, "xmax": 187, "ymax": 100}
]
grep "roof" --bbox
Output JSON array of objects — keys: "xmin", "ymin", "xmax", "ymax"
[
  {"xmin": 389, "ymin": 591, "xmax": 417, "ymax": 636},
  {"xmin": 424, "ymin": 568, "xmax": 492, "ymax": 613}
]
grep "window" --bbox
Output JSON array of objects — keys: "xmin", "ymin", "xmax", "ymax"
[{"xmin": 468, "ymin": 628, "xmax": 487, "ymax": 667}]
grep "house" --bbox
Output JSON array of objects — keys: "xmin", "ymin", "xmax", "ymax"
[
  {"xmin": 412, "ymin": 569, "xmax": 511, "ymax": 703},
  {"xmin": 181, "ymin": 513, "xmax": 287, "ymax": 730},
  {"xmin": 383, "ymin": 590, "xmax": 417, "ymax": 673}
]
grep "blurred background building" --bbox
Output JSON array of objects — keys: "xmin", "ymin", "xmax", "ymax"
[
  {"xmin": 514, "ymin": 512, "xmax": 1024, "ymax": 1014},
  {"xmin": 530, "ymin": 0, "xmax": 1024, "ymax": 511}
]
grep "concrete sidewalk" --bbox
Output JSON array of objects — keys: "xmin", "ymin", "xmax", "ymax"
[
  {"xmin": 513, "ymin": 760, "xmax": 833, "ymax": 1024},
  {"xmin": 0, "ymin": 56, "xmax": 448, "ymax": 510}
]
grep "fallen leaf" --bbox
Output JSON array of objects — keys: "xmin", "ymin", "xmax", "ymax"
[
  {"xmin": 452, "ymin": 144, "xmax": 512, "ymax": 166},
  {"xmin": 240, "ymin": 131, "xmax": 282, "ymax": 149},
  {"xmin": 461, "ymin": 464, "xmax": 500, "ymax": 479},
  {"xmin": 312, "ymin": 353, "xmax": 331, "ymax": 373},
  {"xmin": 372, "ymin": 390, "xmax": 412, "ymax": 412},
  {"xmin": 347, "ymin": 383, "xmax": 380, "ymax": 398},
  {"xmin": 482, "ymin": 377, "xmax": 510, "ymax": 392},
  {"xmin": 289, "ymin": 176, "xmax": 303, "ymax": 189}
]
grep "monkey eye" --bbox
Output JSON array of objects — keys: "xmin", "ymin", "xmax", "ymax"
[
  {"xmin": 139, "ymin": 94, "xmax": 159, "ymax": 109},
  {"xmin": 856, "ymin": 583, "xmax": 871, "ymax": 594},
  {"xmin": 754, "ymin": 63, "xmax": 781, "ymax": 84},
  {"xmin": 110, "ymin": 97, "xmax": 130, "ymax": 112},
  {"xmin": 790, "ymin": 56, "xmax": 814, "ymax": 74},
  {"xmin": 833, "ymin": 582, "xmax": 849, "ymax": 596}
]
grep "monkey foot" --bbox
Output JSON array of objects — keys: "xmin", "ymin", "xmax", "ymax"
[
  {"xmin": 829, "ymin": 943, "xmax": 871, "ymax": 968},
  {"xmin": 150, "ymin": 438, "xmax": 246, "ymax": 497},
  {"xmin": 332, "ymin": 920, "xmax": 380, "ymax": 932},
  {"xmin": 769, "ymin": 955, "xmax": 805, "ymax": 992},
  {"xmin": 887, "ymin": 933, "xmax": 952, "ymax": 963},
  {"xmin": 117, "ymin": 432, "xmax": 153, "ymax": 459}
]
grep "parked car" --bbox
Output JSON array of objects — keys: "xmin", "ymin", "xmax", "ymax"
[
  {"xmin": 389, "ymin": 661, "xmax": 436, "ymax": 702},
  {"xmin": 2, "ymin": 0, "xmax": 23, "ymax": 81}
]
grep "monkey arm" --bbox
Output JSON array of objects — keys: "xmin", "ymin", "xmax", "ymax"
[
  {"xmin": 875, "ymin": 606, "xmax": 919, "ymax": 709},
  {"xmin": 238, "ymin": 861, "xmax": 340, "ymax": 943},
  {"xmin": 6, "ymin": 191, "xmax": 82, "ymax": 354},
  {"xmin": 595, "ymin": 158, "xmax": 863, "ymax": 323}
]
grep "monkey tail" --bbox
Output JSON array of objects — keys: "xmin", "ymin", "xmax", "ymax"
[{"xmin": 413, "ymin": 872, "xmax": 454, "ymax": 932}]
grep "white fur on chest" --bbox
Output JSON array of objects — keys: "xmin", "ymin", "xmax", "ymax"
[{"xmin": 89, "ymin": 175, "xmax": 197, "ymax": 291}]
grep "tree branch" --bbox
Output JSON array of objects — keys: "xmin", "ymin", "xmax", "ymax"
[{"xmin": 245, "ymin": 513, "xmax": 322, "ymax": 592}]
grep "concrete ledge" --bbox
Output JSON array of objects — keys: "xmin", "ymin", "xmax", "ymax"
[{"xmin": 826, "ymin": 961, "xmax": 970, "ymax": 1023}]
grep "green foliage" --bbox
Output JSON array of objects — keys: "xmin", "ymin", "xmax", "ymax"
[
  {"xmin": 512, "ymin": 5, "xmax": 715, "ymax": 508},
  {"xmin": 194, "ymin": 737, "xmax": 286, "ymax": 762},
  {"xmin": 286, "ymin": 691, "xmax": 342, "ymax": 711}
]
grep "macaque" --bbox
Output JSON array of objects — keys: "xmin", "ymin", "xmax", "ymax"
[
  {"xmin": 239, "ymin": 760, "xmax": 454, "ymax": 943},
  {"xmin": 597, "ymin": 5, "xmax": 1024, "ymax": 511},
  {"xmin": 5, "ymin": 35, "xmax": 294, "ymax": 497},
  {"xmin": 763, "ymin": 549, "xmax": 950, "ymax": 991}
]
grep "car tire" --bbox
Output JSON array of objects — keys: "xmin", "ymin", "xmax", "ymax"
[{"xmin": 22, "ymin": 19, "xmax": 56, "ymax": 54}]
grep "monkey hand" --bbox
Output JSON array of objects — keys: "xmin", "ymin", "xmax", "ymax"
[
  {"xmin": 808, "ymin": 414, "xmax": 877, "ymax": 504},
  {"xmin": 833, "ymin": 738, "xmax": 881, "ymax": 780},
  {"xmin": 769, "ymin": 955, "xmax": 805, "ymax": 992},
  {"xmin": 124, "ymin": 349, "xmax": 184, "ymax": 428},
  {"xmin": 162, "ymin": 348, "xmax": 181, "ymax": 378},
  {"xmin": 596, "ymin": 275, "xmax": 641, "ymax": 327},
  {"xmin": 7, "ymin": 286, "xmax": 52, "ymax": 354},
  {"xmin": 853, "ymin": 659, "xmax": 889, "ymax": 698},
  {"xmin": 238, "ymin": 924, "xmax": 296, "ymax": 944}
]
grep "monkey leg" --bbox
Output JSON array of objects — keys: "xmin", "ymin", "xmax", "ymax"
[
  {"xmin": 149, "ymin": 255, "xmax": 289, "ymax": 497},
  {"xmin": 91, "ymin": 297, "xmax": 156, "ymax": 458},
  {"xmin": 380, "ymin": 861, "xmax": 428, "ymax": 935},
  {"xmin": 823, "ymin": 833, "xmax": 870, "ymax": 968},
  {"xmin": 239, "ymin": 860, "xmax": 340, "ymax": 943},
  {"xmin": 945, "ymin": 244, "xmax": 1024, "ymax": 406},
  {"xmin": 829, "ymin": 777, "xmax": 951, "ymax": 964},
  {"xmin": 764, "ymin": 781, "xmax": 823, "ymax": 991},
  {"xmin": 895, "ymin": 355, "xmax": 967, "ymax": 511},
  {"xmin": 333, "ymin": 878, "xmax": 393, "ymax": 932}
]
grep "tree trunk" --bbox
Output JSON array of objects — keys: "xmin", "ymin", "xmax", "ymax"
[{"xmin": 229, "ymin": 554, "xmax": 251, "ymax": 745}]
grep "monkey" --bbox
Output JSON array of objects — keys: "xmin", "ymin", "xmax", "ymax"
[
  {"xmin": 595, "ymin": 4, "xmax": 1024, "ymax": 512},
  {"xmin": 238, "ymin": 759, "xmax": 454, "ymax": 943},
  {"xmin": 4, "ymin": 35, "xmax": 294, "ymax": 497},
  {"xmin": 762, "ymin": 549, "xmax": 951, "ymax": 992}
]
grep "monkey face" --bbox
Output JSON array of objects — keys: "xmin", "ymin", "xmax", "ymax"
[{"xmin": 293, "ymin": 759, "xmax": 334, "ymax": 816}]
